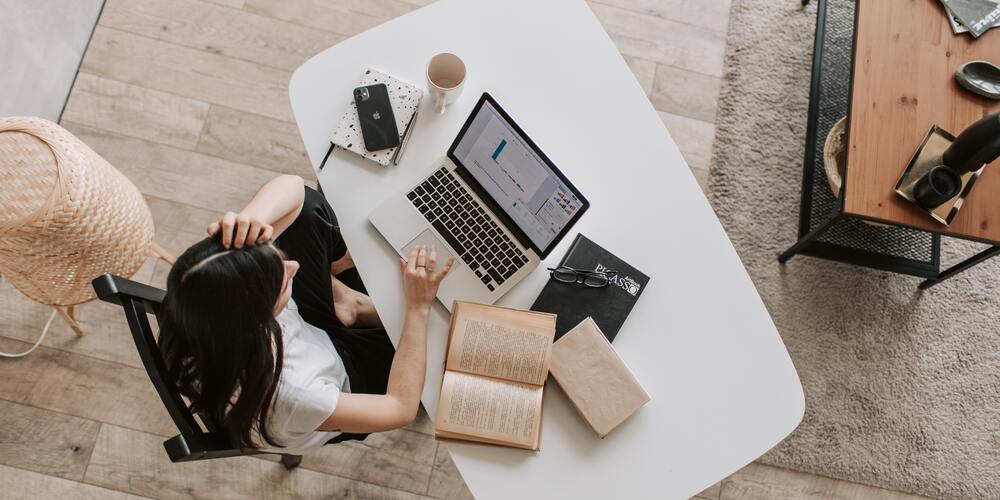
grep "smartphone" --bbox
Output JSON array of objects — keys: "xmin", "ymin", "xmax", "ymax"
[{"xmin": 353, "ymin": 84, "xmax": 400, "ymax": 151}]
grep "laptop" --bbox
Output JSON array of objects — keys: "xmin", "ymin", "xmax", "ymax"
[{"xmin": 369, "ymin": 93, "xmax": 589, "ymax": 311}]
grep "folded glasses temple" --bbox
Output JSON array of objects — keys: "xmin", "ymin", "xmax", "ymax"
[{"xmin": 546, "ymin": 267, "xmax": 618, "ymax": 275}]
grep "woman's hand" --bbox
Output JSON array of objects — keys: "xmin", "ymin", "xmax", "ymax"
[
  {"xmin": 207, "ymin": 211, "xmax": 274, "ymax": 248},
  {"xmin": 205, "ymin": 175, "xmax": 305, "ymax": 248},
  {"xmin": 399, "ymin": 245, "xmax": 454, "ymax": 312}
]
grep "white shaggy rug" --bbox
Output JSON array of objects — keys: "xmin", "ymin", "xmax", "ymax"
[{"xmin": 708, "ymin": 1, "xmax": 1000, "ymax": 498}]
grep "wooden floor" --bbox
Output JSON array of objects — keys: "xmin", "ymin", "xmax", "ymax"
[{"xmin": 0, "ymin": 0, "xmax": 931, "ymax": 498}]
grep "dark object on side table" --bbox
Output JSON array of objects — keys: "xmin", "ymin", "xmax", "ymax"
[
  {"xmin": 955, "ymin": 61, "xmax": 1000, "ymax": 100},
  {"xmin": 943, "ymin": 112, "xmax": 1000, "ymax": 171},
  {"xmin": 913, "ymin": 165, "xmax": 963, "ymax": 208},
  {"xmin": 892, "ymin": 126, "xmax": 977, "ymax": 226},
  {"xmin": 894, "ymin": 114, "xmax": 1000, "ymax": 224}
]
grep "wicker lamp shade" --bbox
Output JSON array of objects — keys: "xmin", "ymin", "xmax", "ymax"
[{"xmin": 0, "ymin": 116, "xmax": 154, "ymax": 308}]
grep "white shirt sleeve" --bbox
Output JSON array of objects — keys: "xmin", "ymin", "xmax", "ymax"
[{"xmin": 282, "ymin": 377, "xmax": 343, "ymax": 435}]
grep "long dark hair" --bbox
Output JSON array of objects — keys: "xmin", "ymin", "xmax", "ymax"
[{"xmin": 158, "ymin": 236, "xmax": 286, "ymax": 449}]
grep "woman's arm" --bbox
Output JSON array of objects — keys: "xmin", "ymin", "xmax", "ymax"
[
  {"xmin": 318, "ymin": 245, "xmax": 454, "ymax": 433},
  {"xmin": 207, "ymin": 174, "xmax": 305, "ymax": 248}
]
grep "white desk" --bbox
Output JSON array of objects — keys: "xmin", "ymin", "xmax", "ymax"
[{"xmin": 290, "ymin": 0, "xmax": 804, "ymax": 497}]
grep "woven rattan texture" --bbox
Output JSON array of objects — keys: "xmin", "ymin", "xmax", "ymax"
[
  {"xmin": 806, "ymin": 0, "xmax": 936, "ymax": 263},
  {"xmin": 0, "ymin": 116, "xmax": 153, "ymax": 306}
]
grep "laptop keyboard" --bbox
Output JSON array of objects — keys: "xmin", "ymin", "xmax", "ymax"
[{"xmin": 407, "ymin": 167, "xmax": 529, "ymax": 291}]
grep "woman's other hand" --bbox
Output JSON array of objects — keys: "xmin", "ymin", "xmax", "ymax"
[
  {"xmin": 207, "ymin": 211, "xmax": 275, "ymax": 248},
  {"xmin": 399, "ymin": 245, "xmax": 454, "ymax": 312}
]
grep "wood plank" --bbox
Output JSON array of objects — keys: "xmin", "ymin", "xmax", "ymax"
[
  {"xmin": 589, "ymin": 0, "xmax": 731, "ymax": 34},
  {"xmin": 407, "ymin": 405, "xmax": 436, "ymax": 435},
  {"xmin": 720, "ymin": 463, "xmax": 930, "ymax": 500},
  {"xmin": 85, "ymin": 424, "xmax": 430, "ymax": 500},
  {"xmin": 651, "ymin": 64, "xmax": 721, "ymax": 123},
  {"xmin": 691, "ymin": 166, "xmax": 710, "ymax": 192},
  {"xmin": 350, "ymin": 429, "xmax": 435, "ymax": 494},
  {"xmin": 0, "ymin": 400, "xmax": 101, "ymax": 481},
  {"xmin": 81, "ymin": 26, "xmax": 294, "ymax": 122},
  {"xmin": 659, "ymin": 111, "xmax": 717, "ymax": 171},
  {"xmin": 0, "ymin": 337, "xmax": 175, "ymax": 437},
  {"xmin": 150, "ymin": 260, "xmax": 172, "ymax": 291},
  {"xmin": 265, "ymin": 430, "xmax": 435, "ymax": 496},
  {"xmin": 590, "ymin": 2, "xmax": 726, "ymax": 78},
  {"xmin": 98, "ymin": 0, "xmax": 343, "ymax": 71},
  {"xmin": 426, "ymin": 444, "xmax": 473, "ymax": 500},
  {"xmin": 0, "ymin": 463, "xmax": 146, "ymax": 500},
  {"xmin": 361, "ymin": 428, "xmax": 437, "ymax": 466},
  {"xmin": 694, "ymin": 481, "xmax": 722, "ymax": 499},
  {"xmin": 61, "ymin": 73, "xmax": 209, "ymax": 150},
  {"xmin": 347, "ymin": 442, "xmax": 433, "ymax": 495},
  {"xmin": 145, "ymin": 196, "xmax": 225, "ymax": 259},
  {"xmin": 62, "ymin": 122, "xmax": 280, "ymax": 214},
  {"xmin": 624, "ymin": 56, "xmax": 657, "ymax": 97},
  {"xmin": 243, "ymin": 0, "xmax": 416, "ymax": 37},
  {"xmin": 203, "ymin": 0, "xmax": 246, "ymax": 8},
  {"xmin": 195, "ymin": 105, "xmax": 314, "ymax": 178},
  {"xmin": 0, "ymin": 259, "xmax": 154, "ymax": 369},
  {"xmin": 844, "ymin": 0, "xmax": 1000, "ymax": 243}
]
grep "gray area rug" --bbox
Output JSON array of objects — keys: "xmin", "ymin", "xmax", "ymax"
[{"xmin": 708, "ymin": 1, "xmax": 1000, "ymax": 498}]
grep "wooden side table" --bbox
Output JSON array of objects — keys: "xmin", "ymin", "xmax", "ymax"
[{"xmin": 781, "ymin": 0, "xmax": 1000, "ymax": 289}]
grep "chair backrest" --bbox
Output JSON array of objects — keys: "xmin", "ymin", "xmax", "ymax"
[{"xmin": 92, "ymin": 273, "xmax": 260, "ymax": 462}]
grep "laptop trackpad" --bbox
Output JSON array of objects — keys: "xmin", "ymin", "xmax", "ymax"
[{"xmin": 401, "ymin": 229, "xmax": 460, "ymax": 270}]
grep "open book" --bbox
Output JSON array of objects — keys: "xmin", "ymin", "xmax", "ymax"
[{"xmin": 435, "ymin": 301, "xmax": 556, "ymax": 450}]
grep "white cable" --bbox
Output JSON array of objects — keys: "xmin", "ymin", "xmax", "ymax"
[
  {"xmin": 0, "ymin": 275, "xmax": 58, "ymax": 358},
  {"xmin": 0, "ymin": 310, "xmax": 57, "ymax": 358}
]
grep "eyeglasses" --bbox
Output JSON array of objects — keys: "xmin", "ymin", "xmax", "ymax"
[{"xmin": 546, "ymin": 266, "xmax": 618, "ymax": 288}]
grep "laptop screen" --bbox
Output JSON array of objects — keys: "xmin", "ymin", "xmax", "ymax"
[{"xmin": 450, "ymin": 95, "xmax": 586, "ymax": 254}]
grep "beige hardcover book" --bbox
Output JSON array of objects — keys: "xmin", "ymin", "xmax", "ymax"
[
  {"xmin": 435, "ymin": 301, "xmax": 556, "ymax": 451},
  {"xmin": 549, "ymin": 317, "xmax": 650, "ymax": 438}
]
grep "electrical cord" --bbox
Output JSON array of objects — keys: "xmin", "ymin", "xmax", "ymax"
[{"xmin": 0, "ymin": 275, "xmax": 58, "ymax": 358}]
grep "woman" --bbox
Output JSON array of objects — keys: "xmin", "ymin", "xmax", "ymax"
[{"xmin": 158, "ymin": 175, "xmax": 452, "ymax": 454}]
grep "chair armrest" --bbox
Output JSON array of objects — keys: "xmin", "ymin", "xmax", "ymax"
[{"xmin": 92, "ymin": 274, "xmax": 166, "ymax": 310}]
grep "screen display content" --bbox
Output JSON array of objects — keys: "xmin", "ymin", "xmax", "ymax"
[{"xmin": 452, "ymin": 101, "xmax": 582, "ymax": 251}]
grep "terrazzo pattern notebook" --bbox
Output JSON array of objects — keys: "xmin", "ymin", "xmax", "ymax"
[{"xmin": 330, "ymin": 68, "xmax": 422, "ymax": 166}]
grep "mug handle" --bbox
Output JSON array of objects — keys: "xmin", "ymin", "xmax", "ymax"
[{"xmin": 434, "ymin": 93, "xmax": 447, "ymax": 114}]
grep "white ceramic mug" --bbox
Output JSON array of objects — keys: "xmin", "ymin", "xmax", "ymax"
[{"xmin": 427, "ymin": 53, "xmax": 466, "ymax": 114}]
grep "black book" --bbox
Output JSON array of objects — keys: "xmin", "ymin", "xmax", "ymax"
[{"xmin": 530, "ymin": 234, "xmax": 650, "ymax": 342}]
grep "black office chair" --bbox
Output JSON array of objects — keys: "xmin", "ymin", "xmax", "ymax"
[{"xmin": 92, "ymin": 273, "xmax": 306, "ymax": 470}]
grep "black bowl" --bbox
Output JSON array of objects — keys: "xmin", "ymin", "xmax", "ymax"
[{"xmin": 913, "ymin": 165, "xmax": 962, "ymax": 209}]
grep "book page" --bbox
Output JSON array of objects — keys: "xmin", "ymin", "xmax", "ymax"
[
  {"xmin": 446, "ymin": 302, "xmax": 555, "ymax": 386},
  {"xmin": 436, "ymin": 370, "xmax": 543, "ymax": 449}
]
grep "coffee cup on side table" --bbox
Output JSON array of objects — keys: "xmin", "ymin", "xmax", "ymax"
[{"xmin": 427, "ymin": 53, "xmax": 466, "ymax": 114}]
